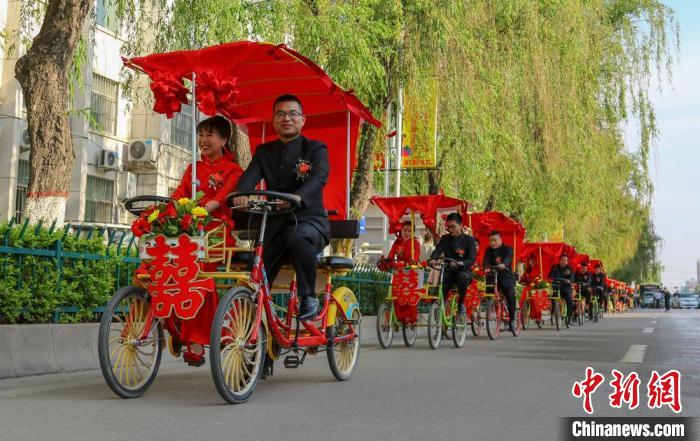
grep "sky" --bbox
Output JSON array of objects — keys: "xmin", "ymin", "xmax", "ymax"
[{"xmin": 639, "ymin": 1, "xmax": 700, "ymax": 289}]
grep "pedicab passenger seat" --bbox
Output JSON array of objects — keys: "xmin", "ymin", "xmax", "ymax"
[{"xmin": 317, "ymin": 219, "xmax": 359, "ymax": 270}]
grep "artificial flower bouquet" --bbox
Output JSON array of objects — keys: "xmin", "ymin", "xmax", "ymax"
[
  {"xmin": 131, "ymin": 194, "xmax": 213, "ymax": 260},
  {"xmin": 131, "ymin": 194, "xmax": 212, "ymax": 239}
]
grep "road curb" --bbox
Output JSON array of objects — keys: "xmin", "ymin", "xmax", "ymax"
[{"xmin": 0, "ymin": 317, "xmax": 379, "ymax": 379}]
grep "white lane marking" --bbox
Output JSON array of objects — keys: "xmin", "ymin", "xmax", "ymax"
[
  {"xmin": 643, "ymin": 327, "xmax": 655, "ymax": 334},
  {"xmin": 621, "ymin": 344, "xmax": 647, "ymax": 363},
  {"xmin": 650, "ymin": 320, "xmax": 657, "ymax": 324}
]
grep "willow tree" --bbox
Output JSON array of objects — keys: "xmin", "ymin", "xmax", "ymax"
[{"xmin": 397, "ymin": 0, "xmax": 676, "ymax": 279}]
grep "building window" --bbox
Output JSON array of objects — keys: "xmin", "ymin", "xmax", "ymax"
[
  {"xmin": 85, "ymin": 175, "xmax": 114, "ymax": 223},
  {"xmin": 91, "ymin": 74, "xmax": 119, "ymax": 135},
  {"xmin": 96, "ymin": 0, "xmax": 119, "ymax": 34},
  {"xmin": 14, "ymin": 160, "xmax": 30, "ymax": 220},
  {"xmin": 170, "ymin": 103, "xmax": 193, "ymax": 149}
]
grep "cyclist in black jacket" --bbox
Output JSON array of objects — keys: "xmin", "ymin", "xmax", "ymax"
[
  {"xmin": 483, "ymin": 230, "xmax": 518, "ymax": 333},
  {"xmin": 575, "ymin": 261, "xmax": 593, "ymax": 319},
  {"xmin": 548, "ymin": 254, "xmax": 575, "ymax": 325},
  {"xmin": 429, "ymin": 213, "xmax": 477, "ymax": 314}
]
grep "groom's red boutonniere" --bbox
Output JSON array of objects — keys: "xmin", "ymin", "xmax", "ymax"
[{"xmin": 295, "ymin": 159, "xmax": 312, "ymax": 182}]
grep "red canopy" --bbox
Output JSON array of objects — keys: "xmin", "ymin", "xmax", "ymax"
[
  {"xmin": 466, "ymin": 211, "xmax": 525, "ymax": 269},
  {"xmin": 571, "ymin": 253, "xmax": 590, "ymax": 272},
  {"xmin": 124, "ymin": 41, "xmax": 381, "ymax": 219},
  {"xmin": 521, "ymin": 242, "xmax": 578, "ymax": 279},
  {"xmin": 371, "ymin": 194, "xmax": 470, "ymax": 236},
  {"xmin": 589, "ymin": 259, "xmax": 605, "ymax": 272}
]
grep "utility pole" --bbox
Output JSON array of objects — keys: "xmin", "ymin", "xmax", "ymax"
[
  {"xmin": 382, "ymin": 103, "xmax": 392, "ymax": 254},
  {"xmin": 394, "ymin": 87, "xmax": 403, "ymax": 197}
]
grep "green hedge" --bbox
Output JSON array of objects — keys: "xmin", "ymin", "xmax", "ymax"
[
  {"xmin": 0, "ymin": 222, "xmax": 138, "ymax": 324},
  {"xmin": 333, "ymin": 266, "xmax": 391, "ymax": 315},
  {"xmin": 0, "ymin": 220, "xmax": 390, "ymax": 323}
]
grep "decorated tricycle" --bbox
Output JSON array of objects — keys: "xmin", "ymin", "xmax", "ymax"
[
  {"xmin": 372, "ymin": 194, "xmax": 471, "ymax": 349},
  {"xmin": 519, "ymin": 242, "xmax": 577, "ymax": 330},
  {"xmin": 97, "ymin": 41, "xmax": 380, "ymax": 403},
  {"xmin": 465, "ymin": 211, "xmax": 525, "ymax": 339}
]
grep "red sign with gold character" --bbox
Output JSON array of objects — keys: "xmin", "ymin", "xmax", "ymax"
[{"xmin": 146, "ymin": 235, "xmax": 216, "ymax": 320}]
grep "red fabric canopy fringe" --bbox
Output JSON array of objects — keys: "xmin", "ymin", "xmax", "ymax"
[
  {"xmin": 124, "ymin": 41, "xmax": 381, "ymax": 219},
  {"xmin": 370, "ymin": 194, "xmax": 470, "ymax": 236},
  {"xmin": 521, "ymin": 242, "xmax": 578, "ymax": 279},
  {"xmin": 465, "ymin": 211, "xmax": 525, "ymax": 268}
]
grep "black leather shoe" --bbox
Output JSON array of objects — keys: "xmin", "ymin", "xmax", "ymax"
[
  {"xmin": 297, "ymin": 296, "xmax": 319, "ymax": 321},
  {"xmin": 509, "ymin": 320, "xmax": 517, "ymax": 334}
]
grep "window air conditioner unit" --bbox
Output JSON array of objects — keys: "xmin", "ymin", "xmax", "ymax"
[
  {"xmin": 98, "ymin": 149, "xmax": 120, "ymax": 171},
  {"xmin": 127, "ymin": 139, "xmax": 158, "ymax": 164},
  {"xmin": 19, "ymin": 128, "xmax": 31, "ymax": 153}
]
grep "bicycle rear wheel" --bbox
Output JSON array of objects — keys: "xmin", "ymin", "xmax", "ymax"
[
  {"xmin": 577, "ymin": 302, "xmax": 584, "ymax": 326},
  {"xmin": 376, "ymin": 302, "xmax": 394, "ymax": 349},
  {"xmin": 485, "ymin": 300, "xmax": 500, "ymax": 340},
  {"xmin": 452, "ymin": 310, "xmax": 467, "ymax": 348},
  {"xmin": 427, "ymin": 302, "xmax": 442, "ymax": 349},
  {"xmin": 470, "ymin": 307, "xmax": 482, "ymax": 337},
  {"xmin": 402, "ymin": 323, "xmax": 417, "ymax": 347}
]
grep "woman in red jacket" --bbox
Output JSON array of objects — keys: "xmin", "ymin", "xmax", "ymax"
[
  {"xmin": 387, "ymin": 221, "xmax": 421, "ymax": 265},
  {"xmin": 168, "ymin": 115, "xmax": 243, "ymax": 366}
]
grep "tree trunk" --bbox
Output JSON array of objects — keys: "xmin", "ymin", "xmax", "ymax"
[
  {"xmin": 231, "ymin": 124, "xmax": 251, "ymax": 168},
  {"xmin": 349, "ymin": 123, "xmax": 380, "ymax": 219},
  {"xmin": 15, "ymin": 0, "xmax": 92, "ymax": 225},
  {"xmin": 427, "ymin": 141, "xmax": 453, "ymax": 195}
]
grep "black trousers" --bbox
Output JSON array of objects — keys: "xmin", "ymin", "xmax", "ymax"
[
  {"xmin": 263, "ymin": 221, "xmax": 325, "ymax": 298},
  {"xmin": 593, "ymin": 287, "xmax": 605, "ymax": 308},
  {"xmin": 442, "ymin": 270, "xmax": 471, "ymax": 304},
  {"xmin": 582, "ymin": 287, "xmax": 592, "ymax": 311},
  {"xmin": 485, "ymin": 274, "xmax": 517, "ymax": 322}
]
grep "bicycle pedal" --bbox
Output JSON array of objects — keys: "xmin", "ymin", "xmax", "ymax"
[{"xmin": 283, "ymin": 355, "xmax": 302, "ymax": 369}]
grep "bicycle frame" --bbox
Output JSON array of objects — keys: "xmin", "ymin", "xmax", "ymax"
[
  {"xmin": 245, "ymin": 207, "xmax": 356, "ymax": 349},
  {"xmin": 483, "ymin": 270, "xmax": 513, "ymax": 323},
  {"xmin": 384, "ymin": 261, "xmax": 455, "ymax": 327}
]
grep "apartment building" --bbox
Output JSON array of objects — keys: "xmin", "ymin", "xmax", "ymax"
[{"xmin": 0, "ymin": 0, "xmax": 191, "ymax": 228}]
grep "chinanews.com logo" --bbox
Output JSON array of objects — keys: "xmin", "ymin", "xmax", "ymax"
[{"xmin": 562, "ymin": 367, "xmax": 695, "ymax": 441}]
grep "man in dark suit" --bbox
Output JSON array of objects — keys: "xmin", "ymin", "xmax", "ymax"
[
  {"xmin": 235, "ymin": 95, "xmax": 330, "ymax": 320},
  {"xmin": 483, "ymin": 230, "xmax": 518, "ymax": 333},
  {"xmin": 548, "ymin": 254, "xmax": 575, "ymax": 325},
  {"xmin": 428, "ymin": 212, "xmax": 477, "ymax": 315}
]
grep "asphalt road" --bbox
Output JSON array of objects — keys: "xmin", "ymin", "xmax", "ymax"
[{"xmin": 1, "ymin": 309, "xmax": 698, "ymax": 441}]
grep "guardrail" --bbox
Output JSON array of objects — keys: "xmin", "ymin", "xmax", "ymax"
[
  {"xmin": 0, "ymin": 217, "xmax": 140, "ymax": 323},
  {"xmin": 1, "ymin": 218, "xmax": 391, "ymax": 321}
]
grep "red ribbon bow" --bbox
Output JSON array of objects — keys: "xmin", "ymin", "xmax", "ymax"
[
  {"xmin": 195, "ymin": 70, "xmax": 240, "ymax": 117},
  {"xmin": 150, "ymin": 72, "xmax": 189, "ymax": 118}
]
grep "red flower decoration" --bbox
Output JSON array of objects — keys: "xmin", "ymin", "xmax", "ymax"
[
  {"xmin": 295, "ymin": 159, "xmax": 312, "ymax": 182},
  {"xmin": 180, "ymin": 214, "xmax": 193, "ymax": 231},
  {"xmin": 159, "ymin": 203, "xmax": 177, "ymax": 220},
  {"xmin": 131, "ymin": 217, "xmax": 152, "ymax": 237},
  {"xmin": 195, "ymin": 70, "xmax": 240, "ymax": 117},
  {"xmin": 208, "ymin": 172, "xmax": 224, "ymax": 189},
  {"xmin": 150, "ymin": 72, "xmax": 189, "ymax": 119}
]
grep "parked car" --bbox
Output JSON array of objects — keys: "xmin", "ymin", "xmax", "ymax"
[{"xmin": 671, "ymin": 292, "xmax": 699, "ymax": 309}]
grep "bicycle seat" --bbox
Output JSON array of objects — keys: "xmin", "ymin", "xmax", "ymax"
[{"xmin": 318, "ymin": 256, "xmax": 354, "ymax": 270}]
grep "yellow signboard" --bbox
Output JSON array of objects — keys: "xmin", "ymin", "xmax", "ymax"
[{"xmin": 401, "ymin": 83, "xmax": 437, "ymax": 169}]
